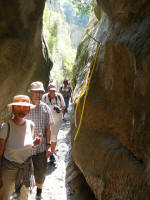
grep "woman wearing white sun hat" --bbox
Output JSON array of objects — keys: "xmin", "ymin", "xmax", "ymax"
[{"xmin": 0, "ymin": 95, "xmax": 41, "ymax": 200}]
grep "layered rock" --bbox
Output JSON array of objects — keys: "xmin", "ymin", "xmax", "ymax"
[
  {"xmin": 72, "ymin": 0, "xmax": 150, "ymax": 199},
  {"xmin": 0, "ymin": 0, "xmax": 52, "ymax": 122}
]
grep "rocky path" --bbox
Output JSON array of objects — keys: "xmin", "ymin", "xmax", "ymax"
[{"xmin": 28, "ymin": 109, "xmax": 72, "ymax": 200}]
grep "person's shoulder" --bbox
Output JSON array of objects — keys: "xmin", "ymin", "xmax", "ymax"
[
  {"xmin": 40, "ymin": 101, "xmax": 50, "ymax": 111},
  {"xmin": 42, "ymin": 93, "xmax": 48, "ymax": 98},
  {"xmin": 56, "ymin": 92, "xmax": 63, "ymax": 99},
  {"xmin": 26, "ymin": 119, "xmax": 35, "ymax": 127},
  {"xmin": 59, "ymin": 85, "xmax": 63, "ymax": 91},
  {"xmin": 40, "ymin": 101, "xmax": 47, "ymax": 106}
]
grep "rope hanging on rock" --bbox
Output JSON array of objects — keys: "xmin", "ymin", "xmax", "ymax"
[{"xmin": 74, "ymin": 43, "xmax": 101, "ymax": 141}]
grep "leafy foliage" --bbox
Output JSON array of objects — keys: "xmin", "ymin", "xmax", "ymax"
[
  {"xmin": 43, "ymin": 4, "xmax": 76, "ymax": 82},
  {"xmin": 71, "ymin": 0, "xmax": 96, "ymax": 15},
  {"xmin": 43, "ymin": 6, "xmax": 58, "ymax": 54},
  {"xmin": 62, "ymin": 1, "xmax": 89, "ymax": 31}
]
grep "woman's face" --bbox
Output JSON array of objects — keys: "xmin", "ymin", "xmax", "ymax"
[{"xmin": 12, "ymin": 106, "xmax": 30, "ymax": 118}]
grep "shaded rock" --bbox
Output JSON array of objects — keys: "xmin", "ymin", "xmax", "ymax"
[
  {"xmin": 66, "ymin": 160, "xmax": 96, "ymax": 200},
  {"xmin": 0, "ymin": 0, "xmax": 52, "ymax": 122},
  {"xmin": 97, "ymin": 0, "xmax": 150, "ymax": 25},
  {"xmin": 72, "ymin": 0, "xmax": 150, "ymax": 199}
]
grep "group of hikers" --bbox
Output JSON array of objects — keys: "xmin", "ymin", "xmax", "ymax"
[{"xmin": 0, "ymin": 79, "xmax": 72, "ymax": 200}]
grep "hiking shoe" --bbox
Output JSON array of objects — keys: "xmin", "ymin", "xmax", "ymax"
[{"xmin": 50, "ymin": 154, "xmax": 56, "ymax": 163}]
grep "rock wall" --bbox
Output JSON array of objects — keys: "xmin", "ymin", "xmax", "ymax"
[
  {"xmin": 0, "ymin": 0, "xmax": 52, "ymax": 122},
  {"xmin": 72, "ymin": 0, "xmax": 150, "ymax": 199}
]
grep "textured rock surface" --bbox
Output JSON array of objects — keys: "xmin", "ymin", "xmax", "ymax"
[
  {"xmin": 72, "ymin": 0, "xmax": 150, "ymax": 199},
  {"xmin": 0, "ymin": 0, "xmax": 52, "ymax": 122}
]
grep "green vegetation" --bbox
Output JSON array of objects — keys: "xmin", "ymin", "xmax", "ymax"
[
  {"xmin": 71, "ymin": 0, "xmax": 96, "ymax": 15},
  {"xmin": 43, "ymin": 6, "xmax": 58, "ymax": 54},
  {"xmin": 62, "ymin": 1, "xmax": 89, "ymax": 32},
  {"xmin": 43, "ymin": 4, "xmax": 76, "ymax": 82}
]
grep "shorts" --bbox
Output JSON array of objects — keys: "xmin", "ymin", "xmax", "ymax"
[
  {"xmin": 32, "ymin": 152, "xmax": 47, "ymax": 184},
  {"xmin": 51, "ymin": 120, "xmax": 61, "ymax": 142}
]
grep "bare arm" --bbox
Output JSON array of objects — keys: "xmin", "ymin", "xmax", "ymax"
[
  {"xmin": 0, "ymin": 139, "xmax": 5, "ymax": 190},
  {"xmin": 45, "ymin": 125, "xmax": 51, "ymax": 145},
  {"xmin": 31, "ymin": 124, "xmax": 34, "ymax": 138},
  {"xmin": 45, "ymin": 125, "xmax": 51, "ymax": 158}
]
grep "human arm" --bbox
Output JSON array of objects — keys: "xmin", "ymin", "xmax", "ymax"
[
  {"xmin": 0, "ymin": 123, "xmax": 8, "ymax": 191},
  {"xmin": 59, "ymin": 93, "xmax": 66, "ymax": 112},
  {"xmin": 45, "ymin": 125, "xmax": 51, "ymax": 158},
  {"xmin": 0, "ymin": 139, "xmax": 5, "ymax": 191},
  {"xmin": 69, "ymin": 87, "xmax": 73, "ymax": 103}
]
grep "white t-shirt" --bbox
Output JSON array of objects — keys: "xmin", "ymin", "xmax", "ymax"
[
  {"xmin": 42, "ymin": 92, "xmax": 65, "ymax": 122},
  {"xmin": 0, "ymin": 120, "xmax": 34, "ymax": 164}
]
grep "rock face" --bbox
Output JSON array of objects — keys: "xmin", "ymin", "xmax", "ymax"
[
  {"xmin": 0, "ymin": 0, "xmax": 52, "ymax": 122},
  {"xmin": 72, "ymin": 0, "xmax": 150, "ymax": 199}
]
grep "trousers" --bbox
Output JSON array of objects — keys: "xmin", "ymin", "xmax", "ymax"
[{"xmin": 0, "ymin": 166, "xmax": 29, "ymax": 200}]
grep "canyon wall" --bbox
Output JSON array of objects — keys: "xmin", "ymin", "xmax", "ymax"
[
  {"xmin": 0, "ymin": 0, "xmax": 52, "ymax": 122},
  {"xmin": 72, "ymin": 0, "xmax": 150, "ymax": 199}
]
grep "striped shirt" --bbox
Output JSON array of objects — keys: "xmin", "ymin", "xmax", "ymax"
[{"xmin": 26, "ymin": 101, "xmax": 54, "ymax": 155}]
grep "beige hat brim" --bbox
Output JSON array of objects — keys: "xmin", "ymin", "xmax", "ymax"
[
  {"xmin": 28, "ymin": 88, "xmax": 45, "ymax": 92},
  {"xmin": 8, "ymin": 102, "xmax": 36, "ymax": 109}
]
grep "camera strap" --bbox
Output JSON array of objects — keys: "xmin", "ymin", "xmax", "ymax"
[{"xmin": 48, "ymin": 94, "xmax": 60, "ymax": 106}]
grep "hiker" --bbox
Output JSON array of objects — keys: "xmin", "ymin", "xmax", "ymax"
[
  {"xmin": 42, "ymin": 82, "xmax": 66, "ymax": 163},
  {"xmin": 0, "ymin": 95, "xmax": 40, "ymax": 200},
  {"xmin": 27, "ymin": 81, "xmax": 54, "ymax": 199},
  {"xmin": 59, "ymin": 79, "xmax": 72, "ymax": 115}
]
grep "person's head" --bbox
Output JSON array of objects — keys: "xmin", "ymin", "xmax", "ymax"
[
  {"xmin": 63, "ymin": 79, "xmax": 68, "ymax": 87},
  {"xmin": 28, "ymin": 81, "xmax": 45, "ymax": 103},
  {"xmin": 8, "ymin": 95, "xmax": 35, "ymax": 119},
  {"xmin": 48, "ymin": 82, "xmax": 57, "ymax": 99}
]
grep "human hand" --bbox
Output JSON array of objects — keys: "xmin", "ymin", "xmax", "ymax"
[
  {"xmin": 33, "ymin": 134, "xmax": 41, "ymax": 147},
  {"xmin": 46, "ymin": 146, "xmax": 51, "ymax": 158}
]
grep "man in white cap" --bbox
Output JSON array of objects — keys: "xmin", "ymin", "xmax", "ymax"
[
  {"xmin": 26, "ymin": 81, "xmax": 54, "ymax": 199},
  {"xmin": 42, "ymin": 82, "xmax": 66, "ymax": 163}
]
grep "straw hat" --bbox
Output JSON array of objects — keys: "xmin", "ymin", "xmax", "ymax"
[
  {"xmin": 28, "ymin": 81, "xmax": 45, "ymax": 92},
  {"xmin": 8, "ymin": 95, "xmax": 36, "ymax": 109}
]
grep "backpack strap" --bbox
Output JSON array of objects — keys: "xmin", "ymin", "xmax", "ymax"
[
  {"xmin": 58, "ymin": 94, "xmax": 61, "ymax": 103},
  {"xmin": 55, "ymin": 94, "xmax": 61, "ymax": 105}
]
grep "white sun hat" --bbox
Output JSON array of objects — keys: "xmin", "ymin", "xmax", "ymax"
[
  {"xmin": 8, "ymin": 95, "xmax": 36, "ymax": 109},
  {"xmin": 48, "ymin": 82, "xmax": 57, "ymax": 91},
  {"xmin": 28, "ymin": 81, "xmax": 45, "ymax": 92}
]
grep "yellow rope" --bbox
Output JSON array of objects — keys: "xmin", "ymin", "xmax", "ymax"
[{"xmin": 74, "ymin": 44, "xmax": 101, "ymax": 141}]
